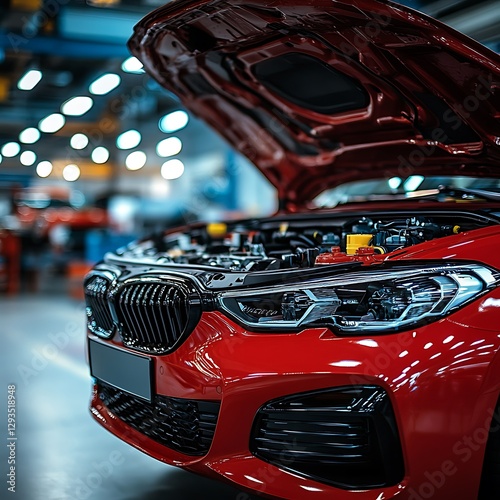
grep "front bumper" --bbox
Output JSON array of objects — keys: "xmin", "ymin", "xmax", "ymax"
[{"xmin": 89, "ymin": 300, "xmax": 500, "ymax": 499}]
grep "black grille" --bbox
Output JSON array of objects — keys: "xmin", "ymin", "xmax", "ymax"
[
  {"xmin": 98, "ymin": 382, "xmax": 220, "ymax": 456},
  {"xmin": 85, "ymin": 276, "xmax": 114, "ymax": 338},
  {"xmin": 250, "ymin": 386, "xmax": 404, "ymax": 490},
  {"xmin": 115, "ymin": 280, "xmax": 201, "ymax": 354}
]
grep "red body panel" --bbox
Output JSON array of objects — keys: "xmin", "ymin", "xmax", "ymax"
[{"xmin": 89, "ymin": 226, "xmax": 500, "ymax": 499}]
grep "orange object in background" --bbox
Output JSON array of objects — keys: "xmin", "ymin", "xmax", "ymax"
[
  {"xmin": 67, "ymin": 261, "xmax": 93, "ymax": 300},
  {"xmin": 12, "ymin": 187, "xmax": 108, "ymax": 240},
  {"xmin": 0, "ymin": 230, "xmax": 20, "ymax": 295}
]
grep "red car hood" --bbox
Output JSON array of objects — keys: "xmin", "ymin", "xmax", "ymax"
[{"xmin": 129, "ymin": 0, "xmax": 500, "ymax": 210}]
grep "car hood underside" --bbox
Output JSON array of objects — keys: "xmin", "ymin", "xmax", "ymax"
[{"xmin": 129, "ymin": 0, "xmax": 500, "ymax": 209}]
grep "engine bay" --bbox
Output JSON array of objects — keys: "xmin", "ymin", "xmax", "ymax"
[{"xmin": 116, "ymin": 210, "xmax": 500, "ymax": 272}]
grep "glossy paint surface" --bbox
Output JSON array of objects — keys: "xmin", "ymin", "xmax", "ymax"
[{"xmin": 89, "ymin": 224, "xmax": 500, "ymax": 499}]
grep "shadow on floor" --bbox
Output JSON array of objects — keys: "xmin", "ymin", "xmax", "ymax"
[{"xmin": 123, "ymin": 468, "xmax": 261, "ymax": 500}]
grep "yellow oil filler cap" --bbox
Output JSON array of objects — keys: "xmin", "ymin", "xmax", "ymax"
[
  {"xmin": 346, "ymin": 234, "xmax": 373, "ymax": 255},
  {"xmin": 207, "ymin": 222, "xmax": 227, "ymax": 238}
]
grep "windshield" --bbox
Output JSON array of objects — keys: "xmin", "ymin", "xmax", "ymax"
[{"xmin": 313, "ymin": 176, "xmax": 500, "ymax": 207}]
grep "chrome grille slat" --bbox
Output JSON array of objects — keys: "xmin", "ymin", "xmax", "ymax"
[
  {"xmin": 142, "ymin": 284, "xmax": 157, "ymax": 345},
  {"xmin": 149, "ymin": 285, "xmax": 163, "ymax": 338},
  {"xmin": 121, "ymin": 287, "xmax": 140, "ymax": 341},
  {"xmin": 131, "ymin": 286, "xmax": 149, "ymax": 345}
]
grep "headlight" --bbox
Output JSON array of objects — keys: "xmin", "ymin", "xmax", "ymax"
[{"xmin": 219, "ymin": 263, "xmax": 499, "ymax": 334}]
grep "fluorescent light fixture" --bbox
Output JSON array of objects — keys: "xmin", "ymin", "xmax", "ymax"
[
  {"xmin": 388, "ymin": 177, "xmax": 402, "ymax": 190},
  {"xmin": 1, "ymin": 142, "xmax": 21, "ymax": 157},
  {"xmin": 89, "ymin": 73, "xmax": 121, "ymax": 95},
  {"xmin": 39, "ymin": 113, "xmax": 65, "ymax": 133},
  {"xmin": 63, "ymin": 164, "xmax": 80, "ymax": 182},
  {"xmin": 36, "ymin": 161, "xmax": 53, "ymax": 178},
  {"xmin": 159, "ymin": 110, "xmax": 189, "ymax": 133},
  {"xmin": 20, "ymin": 151, "xmax": 36, "ymax": 166},
  {"xmin": 116, "ymin": 129, "xmax": 141, "ymax": 150},
  {"xmin": 121, "ymin": 56, "xmax": 144, "ymax": 74},
  {"xmin": 17, "ymin": 69, "xmax": 42, "ymax": 91},
  {"xmin": 61, "ymin": 96, "xmax": 93, "ymax": 116},
  {"xmin": 404, "ymin": 175, "xmax": 425, "ymax": 192},
  {"xmin": 91, "ymin": 146, "xmax": 109, "ymax": 164},
  {"xmin": 161, "ymin": 159, "xmax": 184, "ymax": 180},
  {"xmin": 125, "ymin": 151, "xmax": 146, "ymax": 170},
  {"xmin": 70, "ymin": 133, "xmax": 89, "ymax": 150},
  {"xmin": 156, "ymin": 137, "xmax": 182, "ymax": 157},
  {"xmin": 19, "ymin": 127, "xmax": 41, "ymax": 144}
]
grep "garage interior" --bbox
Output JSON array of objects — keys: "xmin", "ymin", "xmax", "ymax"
[{"xmin": 1, "ymin": 0, "xmax": 499, "ymax": 499}]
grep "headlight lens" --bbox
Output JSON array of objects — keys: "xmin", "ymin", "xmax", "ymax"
[{"xmin": 219, "ymin": 264, "xmax": 499, "ymax": 334}]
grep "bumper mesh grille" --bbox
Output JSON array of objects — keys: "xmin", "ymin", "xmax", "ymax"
[
  {"xmin": 115, "ymin": 281, "xmax": 200, "ymax": 354},
  {"xmin": 250, "ymin": 386, "xmax": 404, "ymax": 490},
  {"xmin": 98, "ymin": 382, "xmax": 220, "ymax": 456},
  {"xmin": 85, "ymin": 276, "xmax": 114, "ymax": 338}
]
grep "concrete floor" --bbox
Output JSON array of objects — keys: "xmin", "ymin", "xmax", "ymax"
[{"xmin": 1, "ymin": 292, "xmax": 259, "ymax": 500}]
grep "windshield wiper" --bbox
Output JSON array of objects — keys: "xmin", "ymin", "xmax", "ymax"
[
  {"xmin": 407, "ymin": 185, "xmax": 500, "ymax": 202},
  {"xmin": 323, "ymin": 185, "xmax": 500, "ymax": 208}
]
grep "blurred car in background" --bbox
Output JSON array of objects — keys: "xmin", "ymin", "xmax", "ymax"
[{"xmin": 11, "ymin": 187, "xmax": 108, "ymax": 244}]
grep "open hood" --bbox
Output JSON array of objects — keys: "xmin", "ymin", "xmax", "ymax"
[{"xmin": 129, "ymin": 0, "xmax": 500, "ymax": 210}]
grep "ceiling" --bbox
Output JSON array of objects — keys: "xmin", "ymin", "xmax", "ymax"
[{"xmin": 0, "ymin": 0, "xmax": 498, "ymax": 193}]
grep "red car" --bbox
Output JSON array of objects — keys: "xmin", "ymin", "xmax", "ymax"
[
  {"xmin": 85, "ymin": 0, "xmax": 500, "ymax": 498},
  {"xmin": 13, "ymin": 187, "xmax": 107, "ymax": 240}
]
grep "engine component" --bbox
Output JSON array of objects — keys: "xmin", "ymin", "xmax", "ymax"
[
  {"xmin": 120, "ymin": 211, "xmax": 492, "ymax": 272},
  {"xmin": 346, "ymin": 234, "xmax": 373, "ymax": 255}
]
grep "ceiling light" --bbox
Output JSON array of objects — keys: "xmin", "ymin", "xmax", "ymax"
[
  {"xmin": 61, "ymin": 96, "xmax": 93, "ymax": 116},
  {"xmin": 20, "ymin": 151, "xmax": 36, "ymax": 166},
  {"xmin": 159, "ymin": 110, "xmax": 189, "ymax": 133},
  {"xmin": 39, "ymin": 113, "xmax": 65, "ymax": 133},
  {"xmin": 121, "ymin": 56, "xmax": 144, "ymax": 74},
  {"xmin": 388, "ymin": 177, "xmax": 402, "ymax": 190},
  {"xmin": 91, "ymin": 146, "xmax": 109, "ymax": 164},
  {"xmin": 1, "ymin": 142, "xmax": 21, "ymax": 157},
  {"xmin": 125, "ymin": 151, "xmax": 146, "ymax": 170},
  {"xmin": 36, "ymin": 161, "xmax": 53, "ymax": 178},
  {"xmin": 70, "ymin": 133, "xmax": 89, "ymax": 150},
  {"xmin": 161, "ymin": 159, "xmax": 184, "ymax": 180},
  {"xmin": 63, "ymin": 164, "xmax": 81, "ymax": 182},
  {"xmin": 116, "ymin": 129, "xmax": 141, "ymax": 150},
  {"xmin": 19, "ymin": 127, "xmax": 41, "ymax": 144},
  {"xmin": 156, "ymin": 137, "xmax": 182, "ymax": 157},
  {"xmin": 89, "ymin": 73, "xmax": 121, "ymax": 95},
  {"xmin": 17, "ymin": 69, "xmax": 42, "ymax": 91},
  {"xmin": 404, "ymin": 175, "xmax": 425, "ymax": 192}
]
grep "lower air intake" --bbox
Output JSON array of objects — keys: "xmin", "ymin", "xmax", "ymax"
[
  {"xmin": 250, "ymin": 385, "xmax": 404, "ymax": 489},
  {"xmin": 98, "ymin": 382, "xmax": 220, "ymax": 456}
]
